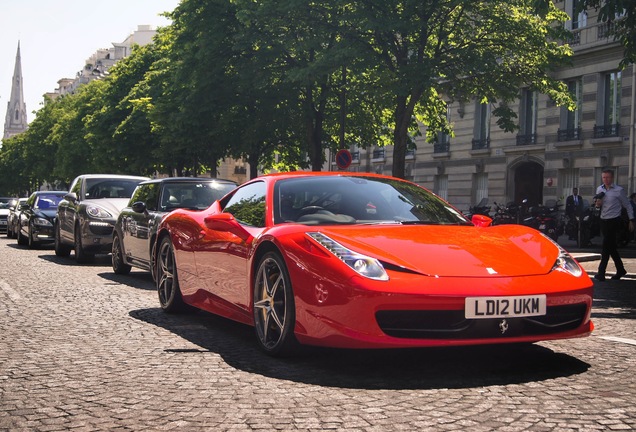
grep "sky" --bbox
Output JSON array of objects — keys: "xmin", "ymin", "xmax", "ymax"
[{"xmin": 0, "ymin": 0, "xmax": 182, "ymax": 127}]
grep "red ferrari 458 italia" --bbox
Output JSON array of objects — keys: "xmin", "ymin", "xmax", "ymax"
[{"xmin": 153, "ymin": 172, "xmax": 593, "ymax": 356}]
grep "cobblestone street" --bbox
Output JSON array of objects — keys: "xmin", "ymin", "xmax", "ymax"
[{"xmin": 0, "ymin": 236, "xmax": 635, "ymax": 431}]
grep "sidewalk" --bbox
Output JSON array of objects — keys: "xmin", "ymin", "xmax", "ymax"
[{"xmin": 558, "ymin": 234, "xmax": 636, "ymax": 284}]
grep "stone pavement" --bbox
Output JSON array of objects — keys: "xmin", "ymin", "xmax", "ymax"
[{"xmin": 0, "ymin": 237, "xmax": 635, "ymax": 431}]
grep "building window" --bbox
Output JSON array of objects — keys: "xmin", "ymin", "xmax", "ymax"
[
  {"xmin": 472, "ymin": 101, "xmax": 490, "ymax": 149},
  {"xmin": 434, "ymin": 174, "xmax": 448, "ymax": 201},
  {"xmin": 569, "ymin": 0, "xmax": 587, "ymax": 29},
  {"xmin": 372, "ymin": 148, "xmax": 385, "ymax": 161},
  {"xmin": 517, "ymin": 89, "xmax": 538, "ymax": 145},
  {"xmin": 434, "ymin": 104, "xmax": 451, "ymax": 153},
  {"xmin": 473, "ymin": 172, "xmax": 488, "ymax": 204},
  {"xmin": 595, "ymin": 71, "xmax": 621, "ymax": 138},
  {"xmin": 558, "ymin": 79, "xmax": 583, "ymax": 141}
]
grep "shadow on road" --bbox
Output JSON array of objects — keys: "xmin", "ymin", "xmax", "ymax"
[
  {"xmin": 97, "ymin": 271, "xmax": 155, "ymax": 290},
  {"xmin": 38, "ymin": 252, "xmax": 112, "ymax": 267},
  {"xmin": 592, "ymin": 283, "xmax": 636, "ymax": 320},
  {"xmin": 130, "ymin": 307, "xmax": 590, "ymax": 390}
]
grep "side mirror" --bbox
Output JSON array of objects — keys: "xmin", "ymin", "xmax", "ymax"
[
  {"xmin": 472, "ymin": 214, "xmax": 493, "ymax": 227},
  {"xmin": 131, "ymin": 201, "xmax": 147, "ymax": 214},
  {"xmin": 204, "ymin": 213, "xmax": 251, "ymax": 242},
  {"xmin": 64, "ymin": 192, "xmax": 78, "ymax": 203},
  {"xmin": 19, "ymin": 203, "xmax": 30, "ymax": 210}
]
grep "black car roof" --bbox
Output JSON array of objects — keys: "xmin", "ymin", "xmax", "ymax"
[{"xmin": 138, "ymin": 177, "xmax": 237, "ymax": 186}]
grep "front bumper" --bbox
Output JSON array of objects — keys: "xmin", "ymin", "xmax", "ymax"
[{"xmin": 79, "ymin": 220, "xmax": 115, "ymax": 253}]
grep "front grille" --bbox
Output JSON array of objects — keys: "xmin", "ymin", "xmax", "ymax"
[{"xmin": 376, "ymin": 304, "xmax": 588, "ymax": 339}]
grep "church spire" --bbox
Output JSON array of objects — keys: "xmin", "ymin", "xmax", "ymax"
[{"xmin": 3, "ymin": 41, "xmax": 28, "ymax": 140}]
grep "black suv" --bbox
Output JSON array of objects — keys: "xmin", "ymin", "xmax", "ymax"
[{"xmin": 112, "ymin": 177, "xmax": 236, "ymax": 277}]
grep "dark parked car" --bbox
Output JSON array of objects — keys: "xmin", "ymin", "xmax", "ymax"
[
  {"xmin": 112, "ymin": 177, "xmax": 237, "ymax": 276},
  {"xmin": 17, "ymin": 191, "xmax": 67, "ymax": 248},
  {"xmin": 0, "ymin": 197, "xmax": 12, "ymax": 235},
  {"xmin": 55, "ymin": 174, "xmax": 149, "ymax": 263},
  {"xmin": 7, "ymin": 198, "xmax": 27, "ymax": 239}
]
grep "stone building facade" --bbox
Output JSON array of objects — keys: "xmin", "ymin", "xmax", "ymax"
[{"xmin": 323, "ymin": 1, "xmax": 634, "ymax": 214}]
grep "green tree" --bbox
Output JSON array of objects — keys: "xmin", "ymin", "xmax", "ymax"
[
  {"xmin": 343, "ymin": 0, "xmax": 575, "ymax": 178},
  {"xmin": 144, "ymin": 0, "xmax": 233, "ymax": 177},
  {"xmin": 83, "ymin": 43, "xmax": 162, "ymax": 176},
  {"xmin": 577, "ymin": 0, "xmax": 636, "ymax": 67},
  {"xmin": 234, "ymin": 0, "xmax": 360, "ymax": 172}
]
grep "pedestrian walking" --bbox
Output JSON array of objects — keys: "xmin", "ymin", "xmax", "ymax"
[{"xmin": 594, "ymin": 169, "xmax": 635, "ymax": 281}]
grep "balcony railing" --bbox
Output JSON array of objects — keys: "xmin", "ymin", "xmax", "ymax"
[
  {"xmin": 557, "ymin": 128, "xmax": 582, "ymax": 142},
  {"xmin": 434, "ymin": 140, "xmax": 449, "ymax": 153},
  {"xmin": 566, "ymin": 21, "xmax": 623, "ymax": 52},
  {"xmin": 593, "ymin": 123, "xmax": 620, "ymax": 138},
  {"xmin": 372, "ymin": 149, "xmax": 385, "ymax": 160},
  {"xmin": 516, "ymin": 134, "xmax": 537, "ymax": 146},
  {"xmin": 598, "ymin": 22, "xmax": 617, "ymax": 39},
  {"xmin": 471, "ymin": 138, "xmax": 490, "ymax": 150}
]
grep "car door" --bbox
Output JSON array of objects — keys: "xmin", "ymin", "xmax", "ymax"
[
  {"xmin": 195, "ymin": 181, "xmax": 267, "ymax": 311},
  {"xmin": 58, "ymin": 177, "xmax": 82, "ymax": 243},
  {"xmin": 124, "ymin": 183, "xmax": 160, "ymax": 265},
  {"xmin": 19, "ymin": 194, "xmax": 36, "ymax": 238}
]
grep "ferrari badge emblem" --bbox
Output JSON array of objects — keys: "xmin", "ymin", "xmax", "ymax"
[{"xmin": 499, "ymin": 319, "xmax": 509, "ymax": 335}]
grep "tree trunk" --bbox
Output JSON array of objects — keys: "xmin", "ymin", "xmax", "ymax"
[
  {"xmin": 392, "ymin": 90, "xmax": 423, "ymax": 179},
  {"xmin": 305, "ymin": 109, "xmax": 325, "ymax": 172},
  {"xmin": 392, "ymin": 96, "xmax": 410, "ymax": 179},
  {"xmin": 248, "ymin": 149, "xmax": 260, "ymax": 180}
]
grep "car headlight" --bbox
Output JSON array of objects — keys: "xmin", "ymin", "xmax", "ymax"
[
  {"xmin": 552, "ymin": 250, "xmax": 583, "ymax": 277},
  {"xmin": 34, "ymin": 217, "xmax": 52, "ymax": 226},
  {"xmin": 306, "ymin": 232, "xmax": 389, "ymax": 281},
  {"xmin": 86, "ymin": 205, "xmax": 112, "ymax": 218},
  {"xmin": 542, "ymin": 233, "xmax": 583, "ymax": 277}
]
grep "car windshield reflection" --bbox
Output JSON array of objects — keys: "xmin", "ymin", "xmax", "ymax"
[{"xmin": 274, "ymin": 176, "xmax": 471, "ymax": 226}]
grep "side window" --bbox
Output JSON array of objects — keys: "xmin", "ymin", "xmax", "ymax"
[
  {"xmin": 130, "ymin": 184, "xmax": 159, "ymax": 211},
  {"xmin": 222, "ymin": 181, "xmax": 267, "ymax": 227},
  {"xmin": 70, "ymin": 178, "xmax": 82, "ymax": 197}
]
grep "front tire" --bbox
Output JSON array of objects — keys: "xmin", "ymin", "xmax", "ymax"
[
  {"xmin": 54, "ymin": 221, "xmax": 72, "ymax": 257},
  {"xmin": 156, "ymin": 236, "xmax": 186, "ymax": 312},
  {"xmin": 27, "ymin": 222, "xmax": 38, "ymax": 249},
  {"xmin": 17, "ymin": 224, "xmax": 27, "ymax": 246},
  {"xmin": 112, "ymin": 234, "xmax": 131, "ymax": 275},
  {"xmin": 74, "ymin": 225, "xmax": 94, "ymax": 264},
  {"xmin": 253, "ymin": 252, "xmax": 297, "ymax": 356}
]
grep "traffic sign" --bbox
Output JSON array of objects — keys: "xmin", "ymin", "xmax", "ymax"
[{"xmin": 335, "ymin": 149, "xmax": 352, "ymax": 169}]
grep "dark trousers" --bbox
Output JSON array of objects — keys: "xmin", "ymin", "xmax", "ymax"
[{"xmin": 598, "ymin": 217, "xmax": 625, "ymax": 275}]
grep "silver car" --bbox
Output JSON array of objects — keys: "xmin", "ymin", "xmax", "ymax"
[{"xmin": 55, "ymin": 174, "xmax": 149, "ymax": 263}]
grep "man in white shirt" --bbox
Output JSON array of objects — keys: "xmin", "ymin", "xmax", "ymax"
[{"xmin": 594, "ymin": 169, "xmax": 635, "ymax": 281}]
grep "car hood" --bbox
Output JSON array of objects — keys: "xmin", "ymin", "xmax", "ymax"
[
  {"xmin": 312, "ymin": 224, "xmax": 560, "ymax": 277},
  {"xmin": 36, "ymin": 209, "xmax": 58, "ymax": 220},
  {"xmin": 84, "ymin": 198, "xmax": 130, "ymax": 217},
  {"xmin": 0, "ymin": 209, "xmax": 9, "ymax": 216}
]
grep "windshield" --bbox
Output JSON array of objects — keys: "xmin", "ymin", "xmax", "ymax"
[
  {"xmin": 35, "ymin": 194, "xmax": 65, "ymax": 209},
  {"xmin": 274, "ymin": 176, "xmax": 470, "ymax": 226},
  {"xmin": 86, "ymin": 179, "xmax": 143, "ymax": 199}
]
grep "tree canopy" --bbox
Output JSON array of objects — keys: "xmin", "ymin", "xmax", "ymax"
[{"xmin": 0, "ymin": 0, "xmax": 576, "ymax": 195}]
